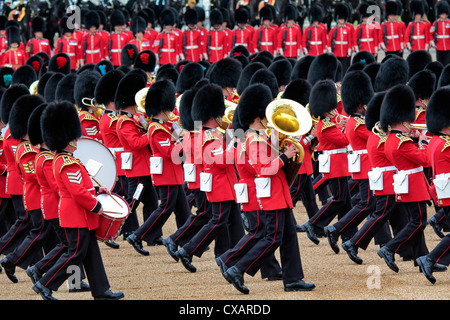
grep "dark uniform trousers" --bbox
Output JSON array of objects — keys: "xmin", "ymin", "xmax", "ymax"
[
  {"xmin": 134, "ymin": 184, "xmax": 190, "ymax": 244},
  {"xmin": 113, "ymin": 175, "xmax": 129, "ymax": 199},
  {"xmin": 6, "ymin": 209, "xmax": 47, "ymax": 269},
  {"xmin": 428, "ymin": 208, "xmax": 450, "ymax": 266},
  {"xmin": 290, "ymin": 174, "xmax": 319, "ymax": 219},
  {"xmin": 122, "ymin": 176, "xmax": 158, "ymax": 234},
  {"xmin": 219, "ymin": 210, "xmax": 282, "ymax": 279},
  {"xmin": 0, "ymin": 198, "xmax": 16, "ymax": 237},
  {"xmin": 0, "ymin": 195, "xmax": 31, "ymax": 255},
  {"xmin": 38, "ymin": 228, "xmax": 110, "ymax": 297},
  {"xmin": 170, "ymin": 189, "xmax": 212, "ymax": 247},
  {"xmin": 233, "ymin": 208, "xmax": 304, "ymax": 285}
]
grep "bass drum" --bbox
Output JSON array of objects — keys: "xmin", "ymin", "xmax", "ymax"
[{"xmin": 73, "ymin": 137, "xmax": 117, "ymax": 191}]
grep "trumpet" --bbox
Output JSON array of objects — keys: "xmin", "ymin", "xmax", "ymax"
[
  {"xmin": 216, "ymin": 101, "xmax": 237, "ymax": 135},
  {"xmin": 81, "ymin": 97, "xmax": 104, "ymax": 118}
]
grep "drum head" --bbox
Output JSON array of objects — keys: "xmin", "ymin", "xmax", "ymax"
[
  {"xmin": 97, "ymin": 193, "xmax": 129, "ymax": 219},
  {"xmin": 73, "ymin": 137, "xmax": 117, "ymax": 191}
]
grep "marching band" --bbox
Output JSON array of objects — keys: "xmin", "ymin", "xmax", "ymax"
[{"xmin": 0, "ymin": 0, "xmax": 448, "ymax": 301}]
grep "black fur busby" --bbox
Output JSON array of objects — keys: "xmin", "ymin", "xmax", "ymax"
[
  {"xmin": 438, "ymin": 63, "xmax": 450, "ymax": 88},
  {"xmin": 436, "ymin": 0, "xmax": 450, "ymax": 15},
  {"xmin": 176, "ymin": 62, "xmax": 204, "ymax": 94},
  {"xmin": 238, "ymin": 83, "xmax": 273, "ymax": 130},
  {"xmin": 184, "ymin": 7, "xmax": 198, "ymax": 25},
  {"xmin": 55, "ymin": 73, "xmax": 77, "ymax": 103},
  {"xmin": 352, "ymin": 50, "xmax": 376, "ymax": 65},
  {"xmin": 347, "ymin": 62, "xmax": 365, "ymax": 72},
  {"xmin": 365, "ymin": 91, "xmax": 387, "ymax": 131},
  {"xmin": 134, "ymin": 50, "xmax": 157, "ymax": 73},
  {"xmin": 235, "ymin": 7, "xmax": 249, "ymax": 24},
  {"xmin": 268, "ymin": 59, "xmax": 292, "ymax": 88},
  {"xmin": 335, "ymin": 2, "xmax": 349, "ymax": 20},
  {"xmin": 208, "ymin": 58, "xmax": 242, "ymax": 89},
  {"xmin": 249, "ymin": 69, "xmax": 278, "ymax": 99},
  {"xmin": 194, "ymin": 6, "xmax": 205, "ymax": 22},
  {"xmin": 410, "ymin": 0, "xmax": 425, "ymax": 17},
  {"xmin": 236, "ymin": 62, "xmax": 266, "ymax": 95},
  {"xmin": 59, "ymin": 16, "xmax": 72, "ymax": 35},
  {"xmin": 0, "ymin": 67, "xmax": 14, "ymax": 88},
  {"xmin": 307, "ymin": 53, "xmax": 339, "ymax": 86},
  {"xmin": 47, "ymin": 53, "xmax": 71, "ymax": 75},
  {"xmin": 341, "ymin": 70, "xmax": 374, "ymax": 115},
  {"xmin": 406, "ymin": 50, "xmax": 432, "ymax": 80},
  {"xmin": 155, "ymin": 67, "xmax": 179, "ymax": 84},
  {"xmin": 85, "ymin": 10, "xmax": 100, "ymax": 29},
  {"xmin": 110, "ymin": 10, "xmax": 126, "ymax": 28},
  {"xmin": 132, "ymin": 16, "xmax": 146, "ymax": 35},
  {"xmin": 179, "ymin": 86, "xmax": 200, "ymax": 131},
  {"xmin": 374, "ymin": 56, "xmax": 409, "ymax": 92},
  {"xmin": 220, "ymin": 7, "xmax": 230, "ymax": 25},
  {"xmin": 95, "ymin": 59, "xmax": 114, "ymax": 76},
  {"xmin": 26, "ymin": 55, "xmax": 44, "ymax": 76},
  {"xmin": 41, "ymin": 101, "xmax": 81, "ymax": 152},
  {"xmin": 37, "ymin": 72, "xmax": 54, "ymax": 96},
  {"xmin": 9, "ymin": 94, "xmax": 45, "ymax": 139},
  {"xmin": 160, "ymin": 9, "xmax": 175, "ymax": 27},
  {"xmin": 250, "ymin": 54, "xmax": 272, "ymax": 68},
  {"xmin": 121, "ymin": 43, "xmax": 138, "ymax": 67},
  {"xmin": 31, "ymin": 16, "xmax": 46, "ymax": 34},
  {"xmin": 7, "ymin": 26, "xmax": 21, "ymax": 45},
  {"xmin": 210, "ymin": 8, "xmax": 223, "ymax": 26},
  {"xmin": 284, "ymin": 4, "xmax": 298, "ymax": 21},
  {"xmin": 380, "ymin": 84, "xmax": 416, "ymax": 131},
  {"xmin": 44, "ymin": 72, "xmax": 64, "ymax": 103},
  {"xmin": 363, "ymin": 62, "xmax": 381, "ymax": 90},
  {"xmin": 407, "ymin": 69, "xmax": 436, "ymax": 101},
  {"xmin": 114, "ymin": 71, "xmax": 147, "ymax": 110},
  {"xmin": 426, "ymin": 87, "xmax": 450, "ymax": 135},
  {"xmin": 310, "ymin": 3, "xmax": 324, "ymax": 22},
  {"xmin": 309, "ymin": 79, "xmax": 337, "ymax": 118},
  {"xmin": 233, "ymin": 55, "xmax": 249, "ymax": 68},
  {"xmin": 27, "ymin": 103, "xmax": 47, "ymax": 146},
  {"xmin": 385, "ymin": 1, "xmax": 399, "ymax": 16},
  {"xmin": 359, "ymin": 3, "xmax": 372, "ymax": 19},
  {"xmin": 282, "ymin": 79, "xmax": 312, "ymax": 107},
  {"xmin": 74, "ymin": 70, "xmax": 101, "ymax": 109},
  {"xmin": 191, "ymin": 84, "xmax": 225, "ymax": 124},
  {"xmin": 145, "ymin": 79, "xmax": 176, "ymax": 116},
  {"xmin": 0, "ymin": 16, "xmax": 7, "ymax": 30},
  {"xmin": 260, "ymin": 5, "xmax": 273, "ymax": 21},
  {"xmin": 95, "ymin": 70, "xmax": 125, "ymax": 106},
  {"xmin": 230, "ymin": 45, "xmax": 250, "ymax": 58},
  {"xmin": 11, "ymin": 65, "xmax": 37, "ymax": 88},
  {"xmin": 425, "ymin": 61, "xmax": 443, "ymax": 88},
  {"xmin": 291, "ymin": 55, "xmax": 315, "ymax": 81},
  {"xmin": 0, "ymin": 83, "xmax": 29, "ymax": 124}
]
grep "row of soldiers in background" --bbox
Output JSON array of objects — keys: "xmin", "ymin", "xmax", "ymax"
[
  {"xmin": 2, "ymin": 0, "xmax": 450, "ymax": 73},
  {"xmin": 0, "ymin": 24, "xmax": 449, "ymax": 298}
]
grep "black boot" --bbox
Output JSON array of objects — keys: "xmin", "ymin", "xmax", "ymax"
[
  {"xmin": 303, "ymin": 221, "xmax": 320, "ymax": 245},
  {"xmin": 224, "ymin": 266, "xmax": 249, "ymax": 294},
  {"xmin": 175, "ymin": 248, "xmax": 196, "ymax": 273},
  {"xmin": 377, "ymin": 246, "xmax": 399, "ymax": 273},
  {"xmin": 162, "ymin": 237, "xmax": 179, "ymax": 262},
  {"xmin": 416, "ymin": 256, "xmax": 436, "ymax": 284},
  {"xmin": 94, "ymin": 289, "xmax": 125, "ymax": 300},
  {"xmin": 26, "ymin": 265, "xmax": 42, "ymax": 285},
  {"xmin": 216, "ymin": 257, "xmax": 230, "ymax": 283},
  {"xmin": 342, "ymin": 240, "xmax": 363, "ymax": 264},
  {"xmin": 33, "ymin": 282, "xmax": 57, "ymax": 300},
  {"xmin": 126, "ymin": 233, "xmax": 149, "ymax": 256},
  {"xmin": 324, "ymin": 225, "xmax": 340, "ymax": 254},
  {"xmin": 284, "ymin": 279, "xmax": 316, "ymax": 292},
  {"xmin": 0, "ymin": 258, "xmax": 18, "ymax": 283}
]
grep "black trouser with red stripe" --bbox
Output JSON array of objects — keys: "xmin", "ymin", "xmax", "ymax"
[
  {"xmin": 332, "ymin": 179, "xmax": 375, "ymax": 237},
  {"xmin": 219, "ymin": 210, "xmax": 282, "ymax": 279},
  {"xmin": 233, "ymin": 208, "xmax": 304, "ymax": 285},
  {"xmin": 0, "ymin": 195, "xmax": 31, "ymax": 256},
  {"xmin": 6, "ymin": 209, "xmax": 48, "ymax": 269},
  {"xmin": 427, "ymin": 207, "xmax": 450, "ymax": 266},
  {"xmin": 134, "ymin": 184, "xmax": 190, "ymax": 245},
  {"xmin": 183, "ymin": 200, "xmax": 240, "ymax": 258},
  {"xmin": 38, "ymin": 228, "xmax": 110, "ymax": 296},
  {"xmin": 170, "ymin": 189, "xmax": 212, "ymax": 247},
  {"xmin": 384, "ymin": 201, "xmax": 429, "ymax": 260},
  {"xmin": 290, "ymin": 174, "xmax": 319, "ymax": 219},
  {"xmin": 308, "ymin": 176, "xmax": 352, "ymax": 233}
]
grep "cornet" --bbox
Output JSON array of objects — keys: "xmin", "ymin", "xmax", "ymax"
[{"xmin": 81, "ymin": 97, "xmax": 104, "ymax": 118}]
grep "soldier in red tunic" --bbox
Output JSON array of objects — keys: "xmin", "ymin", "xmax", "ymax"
[
  {"xmin": 379, "ymin": 1, "xmax": 405, "ymax": 57},
  {"xmin": 129, "ymin": 16, "xmax": 152, "ymax": 53},
  {"xmin": 302, "ymin": 4, "xmax": 328, "ymax": 56},
  {"xmin": 354, "ymin": 3, "xmax": 379, "ymax": 57},
  {"xmin": 182, "ymin": 8, "xmax": 202, "ymax": 62},
  {"xmin": 54, "ymin": 16, "xmax": 81, "ymax": 71},
  {"xmin": 207, "ymin": 9, "xmax": 228, "ymax": 63},
  {"xmin": 254, "ymin": 5, "xmax": 278, "ymax": 56},
  {"xmin": 108, "ymin": 10, "xmax": 130, "ymax": 67},
  {"xmin": 278, "ymin": 4, "xmax": 301, "ymax": 59},
  {"xmin": 431, "ymin": 1, "xmax": 450, "ymax": 66},
  {"xmin": 25, "ymin": 16, "xmax": 51, "ymax": 59},
  {"xmin": 81, "ymin": 11, "xmax": 105, "ymax": 66},
  {"xmin": 232, "ymin": 7, "xmax": 255, "ymax": 54},
  {"xmin": 153, "ymin": 9, "xmax": 179, "ymax": 66},
  {"xmin": 404, "ymin": 0, "xmax": 431, "ymax": 52},
  {"xmin": 1, "ymin": 26, "xmax": 26, "ymax": 70}
]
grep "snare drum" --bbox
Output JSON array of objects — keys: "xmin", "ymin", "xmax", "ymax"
[{"xmin": 96, "ymin": 193, "xmax": 130, "ymax": 242}]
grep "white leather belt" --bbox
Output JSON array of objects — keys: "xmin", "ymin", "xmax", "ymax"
[
  {"xmin": 309, "ymin": 41, "xmax": 322, "ymax": 45},
  {"xmin": 351, "ymin": 149, "xmax": 368, "ymax": 155},
  {"xmin": 322, "ymin": 148, "xmax": 347, "ymax": 155},
  {"xmin": 360, "ymin": 38, "xmax": 374, "ymax": 42},
  {"xmin": 386, "ymin": 35, "xmax": 399, "ymax": 39},
  {"xmin": 373, "ymin": 165, "xmax": 397, "ymax": 172},
  {"xmin": 110, "ymin": 49, "xmax": 121, "ymax": 52},
  {"xmin": 436, "ymin": 173, "xmax": 450, "ymax": 179},
  {"xmin": 334, "ymin": 41, "xmax": 348, "ymax": 44},
  {"xmin": 86, "ymin": 49, "xmax": 100, "ymax": 54},
  {"xmin": 209, "ymin": 46, "xmax": 223, "ymax": 50},
  {"xmin": 260, "ymin": 42, "xmax": 273, "ymax": 45},
  {"xmin": 412, "ymin": 35, "xmax": 425, "ymax": 39},
  {"xmin": 185, "ymin": 45, "xmax": 198, "ymax": 49},
  {"xmin": 161, "ymin": 48, "xmax": 175, "ymax": 52},
  {"xmin": 437, "ymin": 35, "xmax": 450, "ymax": 39},
  {"xmin": 398, "ymin": 166, "xmax": 423, "ymax": 175},
  {"xmin": 284, "ymin": 41, "xmax": 297, "ymax": 45},
  {"xmin": 235, "ymin": 43, "xmax": 248, "ymax": 46}
]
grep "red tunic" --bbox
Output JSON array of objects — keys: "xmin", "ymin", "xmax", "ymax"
[
  {"xmin": 328, "ymin": 24, "xmax": 353, "ymax": 58},
  {"xmin": 3, "ymin": 128, "xmax": 23, "ymax": 195},
  {"xmin": 183, "ymin": 28, "xmax": 202, "ymax": 62},
  {"xmin": 431, "ymin": 18, "xmax": 450, "ymax": 51},
  {"xmin": 302, "ymin": 24, "xmax": 328, "ymax": 56},
  {"xmin": 345, "ymin": 115, "xmax": 371, "ymax": 180},
  {"xmin": 82, "ymin": 32, "xmax": 105, "ymax": 64},
  {"xmin": 25, "ymin": 38, "xmax": 51, "ymax": 59},
  {"xmin": 367, "ymin": 131, "xmax": 395, "ymax": 196},
  {"xmin": 99, "ymin": 110, "xmax": 125, "ymax": 177},
  {"xmin": 428, "ymin": 135, "xmax": 450, "ymax": 207},
  {"xmin": 207, "ymin": 28, "xmax": 228, "ymax": 63},
  {"xmin": 254, "ymin": 26, "xmax": 277, "ymax": 55},
  {"xmin": 35, "ymin": 150, "xmax": 59, "ymax": 220},
  {"xmin": 277, "ymin": 24, "xmax": 301, "ymax": 57},
  {"xmin": 182, "ymin": 131, "xmax": 202, "ymax": 190},
  {"xmin": 109, "ymin": 32, "xmax": 130, "ymax": 66},
  {"xmin": 15, "ymin": 141, "xmax": 40, "ymax": 211},
  {"xmin": 404, "ymin": 20, "xmax": 430, "ymax": 51},
  {"xmin": 54, "ymin": 36, "xmax": 81, "ymax": 70},
  {"xmin": 355, "ymin": 23, "xmax": 379, "ymax": 54},
  {"xmin": 235, "ymin": 139, "xmax": 260, "ymax": 212},
  {"xmin": 379, "ymin": 21, "xmax": 405, "ymax": 52},
  {"xmin": 79, "ymin": 110, "xmax": 102, "ymax": 142}
]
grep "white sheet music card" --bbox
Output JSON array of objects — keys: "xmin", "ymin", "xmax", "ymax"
[{"xmin": 85, "ymin": 158, "xmax": 103, "ymax": 177}]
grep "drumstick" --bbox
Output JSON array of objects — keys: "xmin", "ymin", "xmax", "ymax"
[{"xmin": 91, "ymin": 176, "xmax": 123, "ymax": 208}]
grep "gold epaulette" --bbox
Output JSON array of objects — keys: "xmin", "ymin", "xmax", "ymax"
[
  {"xmin": 202, "ymin": 130, "xmax": 220, "ymax": 147},
  {"xmin": 354, "ymin": 117, "xmax": 365, "ymax": 131},
  {"xmin": 56, "ymin": 154, "xmax": 79, "ymax": 173},
  {"xmin": 415, "ymin": 106, "xmax": 425, "ymax": 121},
  {"xmin": 246, "ymin": 131, "xmax": 266, "ymax": 145},
  {"xmin": 107, "ymin": 113, "xmax": 118, "ymax": 128},
  {"xmin": 376, "ymin": 135, "xmax": 388, "ymax": 149},
  {"xmin": 148, "ymin": 122, "xmax": 172, "ymax": 136},
  {"xmin": 37, "ymin": 151, "xmax": 54, "ymax": 165},
  {"xmin": 79, "ymin": 110, "xmax": 99, "ymax": 123},
  {"xmin": 117, "ymin": 115, "xmax": 135, "ymax": 129},
  {"xmin": 395, "ymin": 133, "xmax": 413, "ymax": 150},
  {"xmin": 321, "ymin": 119, "xmax": 336, "ymax": 132},
  {"xmin": 440, "ymin": 135, "xmax": 450, "ymax": 152},
  {"xmin": 17, "ymin": 141, "xmax": 37, "ymax": 161}
]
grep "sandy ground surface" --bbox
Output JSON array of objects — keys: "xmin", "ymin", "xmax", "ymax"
[{"xmin": 0, "ymin": 201, "xmax": 448, "ymax": 302}]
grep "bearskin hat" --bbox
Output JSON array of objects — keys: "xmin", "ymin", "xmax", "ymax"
[
  {"xmin": 191, "ymin": 84, "xmax": 225, "ymax": 124},
  {"xmin": 309, "ymin": 79, "xmax": 337, "ymax": 118},
  {"xmin": 55, "ymin": 73, "xmax": 77, "ymax": 103},
  {"xmin": 284, "ymin": 4, "xmax": 298, "ymax": 21},
  {"xmin": 282, "ymin": 79, "xmax": 312, "ymax": 107},
  {"xmin": 9, "ymin": 94, "xmax": 45, "ymax": 139},
  {"xmin": 249, "ymin": 68, "xmax": 279, "ymax": 99},
  {"xmin": 85, "ymin": 10, "xmax": 100, "ymax": 29},
  {"xmin": 37, "ymin": 72, "xmax": 54, "ymax": 96},
  {"xmin": 410, "ymin": 0, "xmax": 425, "ymax": 17},
  {"xmin": 184, "ymin": 7, "xmax": 198, "ymax": 25},
  {"xmin": 380, "ymin": 84, "xmax": 416, "ymax": 132},
  {"xmin": 236, "ymin": 62, "xmax": 267, "ymax": 95},
  {"xmin": 0, "ymin": 67, "xmax": 14, "ymax": 88},
  {"xmin": 155, "ymin": 67, "xmax": 178, "ymax": 84},
  {"xmin": 59, "ymin": 16, "xmax": 73, "ymax": 35},
  {"xmin": 335, "ymin": 2, "xmax": 349, "ymax": 20},
  {"xmin": 307, "ymin": 53, "xmax": 339, "ymax": 86},
  {"xmin": 230, "ymin": 45, "xmax": 250, "ymax": 58},
  {"xmin": 406, "ymin": 50, "xmax": 432, "ymax": 80},
  {"xmin": 74, "ymin": 70, "xmax": 101, "ymax": 109},
  {"xmin": 11, "ymin": 65, "xmax": 37, "ymax": 88},
  {"xmin": 310, "ymin": 3, "xmax": 324, "ymax": 22},
  {"xmin": 110, "ymin": 10, "xmax": 126, "ymax": 27},
  {"xmin": 47, "ymin": 53, "xmax": 71, "ymax": 75},
  {"xmin": 291, "ymin": 55, "xmax": 315, "ymax": 81},
  {"xmin": 132, "ymin": 16, "xmax": 146, "ymax": 35},
  {"xmin": 208, "ymin": 58, "xmax": 242, "ymax": 88},
  {"xmin": 436, "ymin": 0, "xmax": 450, "ymax": 15},
  {"xmin": 407, "ymin": 69, "xmax": 436, "ymax": 101},
  {"xmin": 268, "ymin": 59, "xmax": 292, "ymax": 88},
  {"xmin": 94, "ymin": 70, "xmax": 124, "ymax": 107},
  {"xmin": 145, "ymin": 79, "xmax": 176, "ymax": 116},
  {"xmin": 121, "ymin": 43, "xmax": 138, "ymax": 67},
  {"xmin": 41, "ymin": 101, "xmax": 81, "ymax": 152},
  {"xmin": 31, "ymin": 16, "xmax": 46, "ymax": 34},
  {"xmin": 341, "ymin": 70, "xmax": 374, "ymax": 115},
  {"xmin": 426, "ymin": 87, "xmax": 450, "ymax": 135},
  {"xmin": 210, "ymin": 8, "xmax": 223, "ymax": 26},
  {"xmin": 352, "ymin": 50, "xmax": 376, "ymax": 65},
  {"xmin": 425, "ymin": 61, "xmax": 443, "ymax": 88},
  {"xmin": 235, "ymin": 7, "xmax": 249, "ymax": 24},
  {"xmin": 238, "ymin": 83, "xmax": 273, "ymax": 130},
  {"xmin": 114, "ymin": 71, "xmax": 147, "ymax": 110},
  {"xmin": 179, "ymin": 86, "xmax": 200, "ymax": 131},
  {"xmin": 385, "ymin": 1, "xmax": 399, "ymax": 16},
  {"xmin": 160, "ymin": 9, "xmax": 175, "ymax": 26},
  {"xmin": 374, "ymin": 56, "xmax": 409, "ymax": 92},
  {"xmin": 0, "ymin": 83, "xmax": 29, "ymax": 124},
  {"xmin": 364, "ymin": 91, "xmax": 387, "ymax": 131},
  {"xmin": 260, "ymin": 5, "xmax": 273, "ymax": 21},
  {"xmin": 134, "ymin": 50, "xmax": 157, "ymax": 73},
  {"xmin": 44, "ymin": 72, "xmax": 64, "ymax": 103},
  {"xmin": 176, "ymin": 62, "xmax": 204, "ymax": 95},
  {"xmin": 26, "ymin": 55, "xmax": 44, "ymax": 76},
  {"xmin": 6, "ymin": 25, "xmax": 21, "ymax": 45},
  {"xmin": 27, "ymin": 103, "xmax": 47, "ymax": 146}
]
